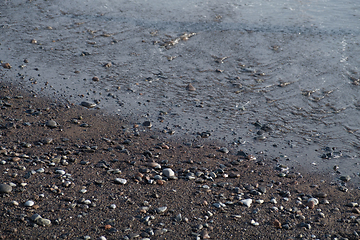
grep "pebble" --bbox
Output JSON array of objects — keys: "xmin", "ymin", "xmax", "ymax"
[
  {"xmin": 55, "ymin": 169, "xmax": 66, "ymax": 175},
  {"xmin": 240, "ymin": 199, "xmax": 252, "ymax": 207},
  {"xmin": 186, "ymin": 83, "xmax": 196, "ymax": 91},
  {"xmin": 307, "ymin": 198, "xmax": 319, "ymax": 208},
  {"xmin": 340, "ymin": 175, "xmax": 351, "ymax": 182},
  {"xmin": 114, "ymin": 178, "xmax": 127, "ymax": 184},
  {"xmin": 110, "ymin": 204, "xmax": 116, "ymax": 209},
  {"xmin": 142, "ymin": 121, "xmax": 152, "ymax": 127},
  {"xmin": 250, "ymin": 219, "xmax": 259, "ymax": 226},
  {"xmin": 46, "ymin": 120, "xmax": 58, "ymax": 128},
  {"xmin": 162, "ymin": 168, "xmax": 175, "ymax": 178},
  {"xmin": 347, "ymin": 202, "xmax": 359, "ymax": 207},
  {"xmin": 38, "ymin": 218, "xmax": 52, "ymax": 226},
  {"xmin": 0, "ymin": 183, "xmax": 12, "ymax": 193},
  {"xmin": 156, "ymin": 206, "xmax": 167, "ymax": 213},
  {"xmin": 218, "ymin": 147, "xmax": 229, "ymax": 153},
  {"xmin": 213, "ymin": 202, "xmax": 226, "ymax": 208},
  {"xmin": 24, "ymin": 200, "xmax": 35, "ymax": 207},
  {"xmin": 81, "ymin": 101, "xmax": 96, "ymax": 108}
]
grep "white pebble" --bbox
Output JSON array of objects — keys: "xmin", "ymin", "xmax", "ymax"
[
  {"xmin": 240, "ymin": 199, "xmax": 252, "ymax": 207},
  {"xmin": 55, "ymin": 169, "xmax": 66, "ymax": 175},
  {"xmin": 270, "ymin": 198, "xmax": 277, "ymax": 204},
  {"xmin": 24, "ymin": 200, "xmax": 35, "ymax": 207},
  {"xmin": 250, "ymin": 219, "xmax": 259, "ymax": 226},
  {"xmin": 114, "ymin": 178, "xmax": 127, "ymax": 184},
  {"xmin": 110, "ymin": 204, "xmax": 116, "ymax": 209}
]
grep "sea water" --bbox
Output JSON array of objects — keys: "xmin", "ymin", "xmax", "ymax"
[{"xmin": 1, "ymin": 0, "xmax": 360, "ymax": 177}]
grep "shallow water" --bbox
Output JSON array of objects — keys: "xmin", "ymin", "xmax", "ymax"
[{"xmin": 1, "ymin": 0, "xmax": 360, "ymax": 178}]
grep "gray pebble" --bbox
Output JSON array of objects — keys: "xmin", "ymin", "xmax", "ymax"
[
  {"xmin": 0, "ymin": 183, "xmax": 12, "ymax": 193},
  {"xmin": 218, "ymin": 147, "xmax": 229, "ymax": 153},
  {"xmin": 162, "ymin": 168, "xmax": 175, "ymax": 178},
  {"xmin": 37, "ymin": 218, "xmax": 51, "ymax": 226},
  {"xmin": 55, "ymin": 169, "xmax": 66, "ymax": 175},
  {"xmin": 46, "ymin": 120, "xmax": 58, "ymax": 128},
  {"xmin": 81, "ymin": 101, "xmax": 96, "ymax": 108}
]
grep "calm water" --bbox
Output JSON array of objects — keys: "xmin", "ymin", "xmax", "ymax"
[{"xmin": 1, "ymin": 0, "xmax": 360, "ymax": 178}]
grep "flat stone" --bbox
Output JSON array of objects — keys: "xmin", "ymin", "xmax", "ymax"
[
  {"xmin": 114, "ymin": 178, "xmax": 127, "ymax": 184},
  {"xmin": 37, "ymin": 218, "xmax": 51, "ymax": 226},
  {"xmin": 0, "ymin": 183, "xmax": 12, "ymax": 193},
  {"xmin": 81, "ymin": 101, "xmax": 96, "ymax": 108},
  {"xmin": 240, "ymin": 199, "xmax": 252, "ymax": 207}
]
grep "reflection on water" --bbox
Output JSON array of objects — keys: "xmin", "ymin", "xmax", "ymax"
[{"xmin": 1, "ymin": 0, "xmax": 360, "ymax": 176}]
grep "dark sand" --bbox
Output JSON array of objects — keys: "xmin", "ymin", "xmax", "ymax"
[{"xmin": 0, "ymin": 82, "xmax": 360, "ymax": 240}]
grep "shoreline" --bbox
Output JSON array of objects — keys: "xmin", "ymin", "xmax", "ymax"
[{"xmin": 0, "ymin": 82, "xmax": 360, "ymax": 239}]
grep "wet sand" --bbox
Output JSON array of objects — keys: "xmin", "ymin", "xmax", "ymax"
[{"xmin": 0, "ymin": 82, "xmax": 360, "ymax": 240}]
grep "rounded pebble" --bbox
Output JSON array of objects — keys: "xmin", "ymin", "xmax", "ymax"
[
  {"xmin": 24, "ymin": 200, "xmax": 35, "ymax": 207},
  {"xmin": 46, "ymin": 120, "xmax": 58, "ymax": 128},
  {"xmin": 0, "ymin": 183, "xmax": 12, "ymax": 193}
]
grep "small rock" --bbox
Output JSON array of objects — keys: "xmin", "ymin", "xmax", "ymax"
[
  {"xmin": 81, "ymin": 101, "xmax": 96, "ymax": 108},
  {"xmin": 186, "ymin": 83, "xmax": 196, "ymax": 91},
  {"xmin": 2, "ymin": 63, "xmax": 11, "ymax": 69},
  {"xmin": 30, "ymin": 214, "xmax": 42, "ymax": 222},
  {"xmin": 218, "ymin": 147, "xmax": 229, "ymax": 153},
  {"xmin": 46, "ymin": 120, "xmax": 58, "ymax": 128},
  {"xmin": 200, "ymin": 230, "xmax": 210, "ymax": 239},
  {"xmin": 273, "ymin": 219, "xmax": 282, "ymax": 228},
  {"xmin": 347, "ymin": 202, "xmax": 359, "ymax": 207},
  {"xmin": 250, "ymin": 219, "xmax": 259, "ymax": 226},
  {"xmin": 340, "ymin": 175, "xmax": 351, "ymax": 182},
  {"xmin": 162, "ymin": 168, "xmax": 175, "ymax": 178},
  {"xmin": 213, "ymin": 202, "xmax": 226, "ymax": 208},
  {"xmin": 156, "ymin": 206, "xmax": 167, "ymax": 213},
  {"xmin": 142, "ymin": 121, "xmax": 152, "ymax": 127},
  {"xmin": 114, "ymin": 178, "xmax": 127, "ymax": 184},
  {"xmin": 55, "ymin": 169, "xmax": 66, "ymax": 175},
  {"xmin": 0, "ymin": 183, "xmax": 12, "ymax": 193},
  {"xmin": 240, "ymin": 199, "xmax": 252, "ymax": 207},
  {"xmin": 24, "ymin": 200, "xmax": 35, "ymax": 207},
  {"xmin": 37, "ymin": 218, "xmax": 51, "ymax": 226}
]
